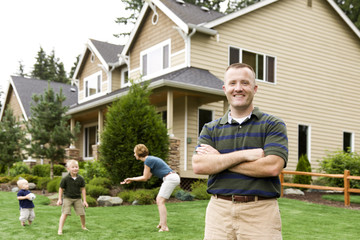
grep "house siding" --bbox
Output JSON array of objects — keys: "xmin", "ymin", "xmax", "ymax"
[
  {"xmin": 129, "ymin": 8, "xmax": 185, "ymax": 79},
  {"xmin": 6, "ymin": 87, "xmax": 24, "ymax": 121},
  {"xmin": 190, "ymin": 0, "xmax": 360, "ymax": 171}
]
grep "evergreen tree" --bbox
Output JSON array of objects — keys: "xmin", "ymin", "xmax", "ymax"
[
  {"xmin": 26, "ymin": 83, "xmax": 80, "ymax": 179},
  {"xmin": 100, "ymin": 80, "xmax": 169, "ymax": 187},
  {"xmin": 69, "ymin": 55, "xmax": 80, "ymax": 79},
  {"xmin": 335, "ymin": 0, "xmax": 360, "ymax": 30},
  {"xmin": 225, "ymin": 0, "xmax": 262, "ymax": 13},
  {"xmin": 31, "ymin": 47, "xmax": 70, "ymax": 83},
  {"xmin": 293, "ymin": 154, "xmax": 312, "ymax": 188},
  {"xmin": 16, "ymin": 61, "xmax": 27, "ymax": 77},
  {"xmin": 0, "ymin": 108, "xmax": 27, "ymax": 176}
]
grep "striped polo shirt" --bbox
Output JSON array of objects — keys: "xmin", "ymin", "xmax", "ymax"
[{"xmin": 197, "ymin": 107, "xmax": 288, "ymax": 198}]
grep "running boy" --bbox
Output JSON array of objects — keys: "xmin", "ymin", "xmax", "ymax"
[{"xmin": 57, "ymin": 160, "xmax": 88, "ymax": 235}]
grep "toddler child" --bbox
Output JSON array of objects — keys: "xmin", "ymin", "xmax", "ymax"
[{"xmin": 17, "ymin": 179, "xmax": 35, "ymax": 226}]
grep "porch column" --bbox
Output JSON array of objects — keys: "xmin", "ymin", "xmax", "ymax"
[
  {"xmin": 70, "ymin": 118, "xmax": 75, "ymax": 148},
  {"xmin": 98, "ymin": 109, "xmax": 104, "ymax": 144},
  {"xmin": 223, "ymin": 99, "xmax": 229, "ymax": 114},
  {"xmin": 167, "ymin": 90, "xmax": 174, "ymax": 135}
]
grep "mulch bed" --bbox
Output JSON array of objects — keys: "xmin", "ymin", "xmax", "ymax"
[{"xmin": 282, "ymin": 191, "xmax": 360, "ymax": 210}]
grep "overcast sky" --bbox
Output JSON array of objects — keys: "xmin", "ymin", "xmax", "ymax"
[{"xmin": 0, "ymin": 0, "xmax": 131, "ymax": 94}]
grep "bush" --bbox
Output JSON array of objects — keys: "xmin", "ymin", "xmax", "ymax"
[
  {"xmin": 171, "ymin": 186, "xmax": 182, "ymax": 198},
  {"xmin": 134, "ymin": 189, "xmax": 156, "ymax": 205},
  {"xmin": 293, "ymin": 154, "xmax": 312, "ymax": 187},
  {"xmin": 10, "ymin": 162, "xmax": 30, "ymax": 177},
  {"xmin": 175, "ymin": 190, "xmax": 194, "ymax": 201},
  {"xmin": 320, "ymin": 151, "xmax": 360, "ymax": 188},
  {"xmin": 86, "ymin": 184, "xmax": 110, "ymax": 198},
  {"xmin": 118, "ymin": 190, "xmax": 136, "ymax": 203},
  {"xmin": 83, "ymin": 161, "xmax": 109, "ymax": 182},
  {"xmin": 32, "ymin": 164, "xmax": 50, "ymax": 177},
  {"xmin": 89, "ymin": 177, "xmax": 112, "ymax": 189},
  {"xmin": 53, "ymin": 165, "xmax": 66, "ymax": 176},
  {"xmin": 36, "ymin": 177, "xmax": 51, "ymax": 190},
  {"xmin": 47, "ymin": 177, "xmax": 62, "ymax": 193},
  {"xmin": 0, "ymin": 176, "xmax": 12, "ymax": 183},
  {"xmin": 32, "ymin": 164, "xmax": 66, "ymax": 177},
  {"xmin": 10, "ymin": 174, "xmax": 39, "ymax": 185},
  {"xmin": 191, "ymin": 179, "xmax": 211, "ymax": 200},
  {"xmin": 86, "ymin": 195, "xmax": 97, "ymax": 207}
]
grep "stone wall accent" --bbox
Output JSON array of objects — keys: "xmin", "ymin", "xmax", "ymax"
[
  {"xmin": 92, "ymin": 144, "xmax": 99, "ymax": 160},
  {"xmin": 65, "ymin": 147, "xmax": 80, "ymax": 160},
  {"xmin": 168, "ymin": 137, "xmax": 180, "ymax": 173}
]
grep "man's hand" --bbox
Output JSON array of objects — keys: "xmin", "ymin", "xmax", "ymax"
[{"xmin": 195, "ymin": 144, "xmax": 220, "ymax": 155}]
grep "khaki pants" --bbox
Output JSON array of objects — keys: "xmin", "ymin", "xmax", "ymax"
[{"xmin": 204, "ymin": 196, "xmax": 282, "ymax": 240}]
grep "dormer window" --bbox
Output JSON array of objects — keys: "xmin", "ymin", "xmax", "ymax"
[
  {"xmin": 141, "ymin": 40, "xmax": 170, "ymax": 77},
  {"xmin": 85, "ymin": 71, "xmax": 102, "ymax": 98}
]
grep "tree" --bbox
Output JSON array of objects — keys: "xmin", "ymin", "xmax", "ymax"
[
  {"xmin": 100, "ymin": 80, "xmax": 169, "ymax": 187},
  {"xmin": 69, "ymin": 55, "xmax": 80, "ymax": 79},
  {"xmin": 0, "ymin": 108, "xmax": 27, "ymax": 176},
  {"xmin": 225, "ymin": 0, "xmax": 262, "ymax": 13},
  {"xmin": 31, "ymin": 47, "xmax": 70, "ymax": 84},
  {"xmin": 293, "ymin": 154, "xmax": 312, "ymax": 188},
  {"xmin": 335, "ymin": 0, "xmax": 360, "ymax": 30},
  {"xmin": 16, "ymin": 61, "xmax": 27, "ymax": 77},
  {"xmin": 26, "ymin": 83, "xmax": 80, "ymax": 179}
]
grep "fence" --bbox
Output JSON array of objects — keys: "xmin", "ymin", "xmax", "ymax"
[{"xmin": 280, "ymin": 170, "xmax": 360, "ymax": 206}]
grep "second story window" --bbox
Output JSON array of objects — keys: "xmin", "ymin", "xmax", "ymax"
[
  {"xmin": 141, "ymin": 40, "xmax": 170, "ymax": 77},
  {"xmin": 85, "ymin": 71, "xmax": 102, "ymax": 98},
  {"xmin": 229, "ymin": 47, "xmax": 276, "ymax": 83}
]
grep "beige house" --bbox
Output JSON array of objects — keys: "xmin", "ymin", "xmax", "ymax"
[{"xmin": 2, "ymin": 0, "xmax": 360, "ymax": 181}]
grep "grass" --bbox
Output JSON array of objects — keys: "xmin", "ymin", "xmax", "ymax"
[
  {"xmin": 322, "ymin": 194, "xmax": 360, "ymax": 204},
  {"xmin": 1, "ymin": 191, "xmax": 359, "ymax": 240}
]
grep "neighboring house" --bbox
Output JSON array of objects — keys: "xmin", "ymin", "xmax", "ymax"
[
  {"xmin": 2, "ymin": 0, "xmax": 360, "ymax": 182},
  {"xmin": 0, "ymin": 76, "xmax": 78, "ymax": 164}
]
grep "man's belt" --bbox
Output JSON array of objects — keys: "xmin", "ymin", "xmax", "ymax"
[{"xmin": 214, "ymin": 194, "xmax": 275, "ymax": 203}]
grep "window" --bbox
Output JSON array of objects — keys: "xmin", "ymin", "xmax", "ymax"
[
  {"xmin": 298, "ymin": 125, "xmax": 310, "ymax": 160},
  {"xmin": 343, "ymin": 132, "xmax": 353, "ymax": 152},
  {"xmin": 84, "ymin": 125, "xmax": 98, "ymax": 158},
  {"xmin": 84, "ymin": 71, "xmax": 102, "ymax": 98},
  {"xmin": 229, "ymin": 47, "xmax": 275, "ymax": 83},
  {"xmin": 159, "ymin": 110, "xmax": 167, "ymax": 126},
  {"xmin": 198, "ymin": 109, "xmax": 213, "ymax": 135},
  {"xmin": 121, "ymin": 68, "xmax": 129, "ymax": 87},
  {"xmin": 141, "ymin": 40, "xmax": 170, "ymax": 77}
]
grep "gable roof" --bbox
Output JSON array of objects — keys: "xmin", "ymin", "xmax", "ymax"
[
  {"xmin": 68, "ymin": 66, "xmax": 224, "ymax": 114},
  {"xmin": 123, "ymin": 0, "xmax": 224, "ymax": 55},
  {"xmin": 73, "ymin": 39, "xmax": 124, "ymax": 79},
  {"xmin": 1, "ymin": 76, "xmax": 78, "ymax": 121}
]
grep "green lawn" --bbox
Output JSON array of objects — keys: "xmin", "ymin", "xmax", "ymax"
[{"xmin": 1, "ymin": 191, "xmax": 359, "ymax": 240}]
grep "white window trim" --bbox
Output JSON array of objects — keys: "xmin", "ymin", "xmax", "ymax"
[
  {"xmin": 343, "ymin": 131, "xmax": 355, "ymax": 152},
  {"xmin": 121, "ymin": 67, "xmax": 130, "ymax": 88},
  {"xmin": 229, "ymin": 46, "xmax": 277, "ymax": 84},
  {"xmin": 298, "ymin": 124, "xmax": 311, "ymax": 163},
  {"xmin": 140, "ymin": 39, "xmax": 171, "ymax": 78},
  {"xmin": 84, "ymin": 71, "xmax": 102, "ymax": 99},
  {"xmin": 83, "ymin": 123, "xmax": 98, "ymax": 160}
]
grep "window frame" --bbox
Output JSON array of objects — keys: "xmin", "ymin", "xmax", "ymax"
[
  {"xmin": 121, "ymin": 68, "xmax": 130, "ymax": 88},
  {"xmin": 140, "ymin": 39, "xmax": 171, "ymax": 78},
  {"xmin": 229, "ymin": 46, "xmax": 276, "ymax": 84},
  {"xmin": 84, "ymin": 71, "xmax": 102, "ymax": 99},
  {"xmin": 298, "ymin": 124, "xmax": 311, "ymax": 162}
]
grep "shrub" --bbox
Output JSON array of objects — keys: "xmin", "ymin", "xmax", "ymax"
[
  {"xmin": 32, "ymin": 164, "xmax": 50, "ymax": 177},
  {"xmin": 86, "ymin": 184, "xmax": 110, "ymax": 198},
  {"xmin": 83, "ymin": 161, "xmax": 109, "ymax": 182},
  {"xmin": 10, "ymin": 174, "xmax": 39, "ymax": 185},
  {"xmin": 36, "ymin": 177, "xmax": 51, "ymax": 190},
  {"xmin": 86, "ymin": 195, "xmax": 97, "ymax": 207},
  {"xmin": 320, "ymin": 151, "xmax": 360, "ymax": 188},
  {"xmin": 53, "ymin": 165, "xmax": 66, "ymax": 176},
  {"xmin": 293, "ymin": 154, "xmax": 312, "ymax": 187},
  {"xmin": 89, "ymin": 177, "xmax": 112, "ymax": 189},
  {"xmin": 191, "ymin": 179, "xmax": 211, "ymax": 200},
  {"xmin": 175, "ymin": 190, "xmax": 194, "ymax": 201},
  {"xmin": 47, "ymin": 177, "xmax": 62, "ymax": 193},
  {"xmin": 0, "ymin": 176, "xmax": 12, "ymax": 183},
  {"xmin": 171, "ymin": 186, "xmax": 182, "ymax": 198},
  {"xmin": 118, "ymin": 190, "xmax": 136, "ymax": 203},
  {"xmin": 10, "ymin": 162, "xmax": 30, "ymax": 177},
  {"xmin": 134, "ymin": 189, "xmax": 156, "ymax": 205}
]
